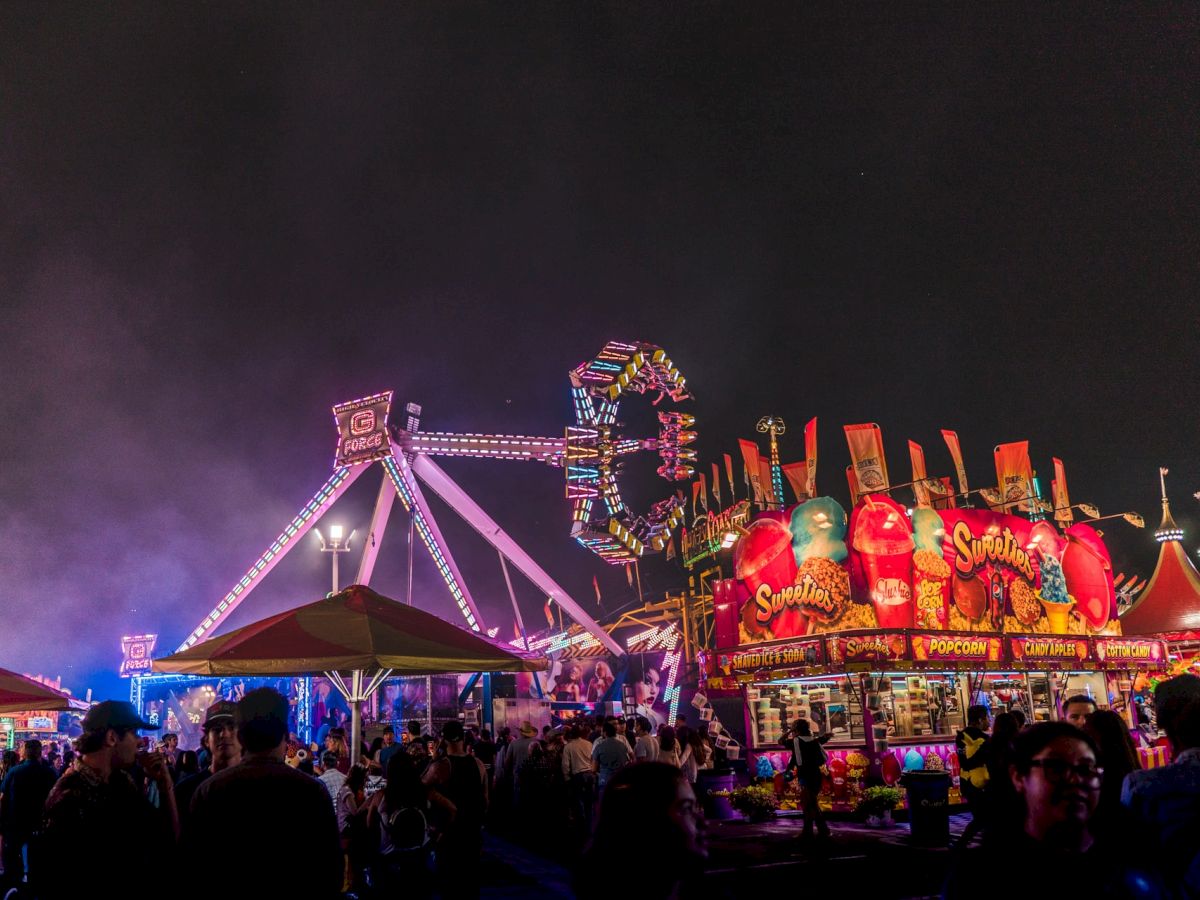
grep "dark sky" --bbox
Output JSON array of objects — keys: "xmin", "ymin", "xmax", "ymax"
[{"xmin": 2, "ymin": 4, "xmax": 1197, "ymax": 702}]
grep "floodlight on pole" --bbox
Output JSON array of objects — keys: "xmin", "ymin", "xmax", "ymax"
[{"xmin": 316, "ymin": 526, "xmax": 356, "ymax": 595}]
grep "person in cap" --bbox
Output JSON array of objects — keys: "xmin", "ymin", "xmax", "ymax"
[
  {"xmin": 0, "ymin": 739, "xmax": 57, "ymax": 890},
  {"xmin": 35, "ymin": 701, "xmax": 177, "ymax": 899},
  {"xmin": 186, "ymin": 688, "xmax": 341, "ymax": 897},
  {"xmin": 173, "ymin": 700, "xmax": 240, "ymax": 828}
]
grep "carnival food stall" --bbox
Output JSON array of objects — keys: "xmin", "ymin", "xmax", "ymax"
[{"xmin": 702, "ymin": 492, "xmax": 1167, "ymax": 810}]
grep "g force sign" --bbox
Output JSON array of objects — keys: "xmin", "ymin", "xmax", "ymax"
[{"xmin": 333, "ymin": 391, "xmax": 394, "ymax": 467}]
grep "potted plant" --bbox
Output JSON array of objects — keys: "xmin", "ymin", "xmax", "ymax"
[
  {"xmin": 857, "ymin": 785, "xmax": 903, "ymax": 827},
  {"xmin": 729, "ymin": 784, "xmax": 779, "ymax": 823}
]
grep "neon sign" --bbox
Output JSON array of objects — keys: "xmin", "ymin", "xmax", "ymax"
[
  {"xmin": 682, "ymin": 501, "xmax": 752, "ymax": 568},
  {"xmin": 333, "ymin": 391, "xmax": 393, "ymax": 467},
  {"xmin": 120, "ymin": 634, "xmax": 158, "ymax": 677}
]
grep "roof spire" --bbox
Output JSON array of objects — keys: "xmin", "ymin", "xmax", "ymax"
[{"xmin": 1156, "ymin": 467, "xmax": 1183, "ymax": 543}]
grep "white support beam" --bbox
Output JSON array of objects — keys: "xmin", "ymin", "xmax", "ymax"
[
  {"xmin": 412, "ymin": 454, "xmax": 624, "ymax": 657},
  {"xmin": 381, "ymin": 454, "xmax": 486, "ymax": 633},
  {"xmin": 355, "ymin": 472, "xmax": 398, "ymax": 585},
  {"xmin": 179, "ymin": 464, "xmax": 369, "ymax": 651}
]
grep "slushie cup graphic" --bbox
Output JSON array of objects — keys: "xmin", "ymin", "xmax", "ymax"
[
  {"xmin": 735, "ymin": 518, "xmax": 803, "ymax": 635},
  {"xmin": 853, "ymin": 496, "xmax": 915, "ymax": 629}
]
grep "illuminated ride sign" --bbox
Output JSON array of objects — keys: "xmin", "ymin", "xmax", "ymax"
[
  {"xmin": 120, "ymin": 634, "xmax": 158, "ymax": 677},
  {"xmin": 682, "ymin": 501, "xmax": 752, "ymax": 569},
  {"xmin": 333, "ymin": 391, "xmax": 394, "ymax": 467}
]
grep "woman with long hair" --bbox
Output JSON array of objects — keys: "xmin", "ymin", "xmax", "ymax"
[
  {"xmin": 1083, "ymin": 709, "xmax": 1141, "ymax": 841},
  {"xmin": 578, "ymin": 762, "xmax": 706, "ymax": 899},
  {"xmin": 365, "ymin": 751, "xmax": 453, "ymax": 897},
  {"xmin": 658, "ymin": 726, "xmax": 681, "ymax": 768}
]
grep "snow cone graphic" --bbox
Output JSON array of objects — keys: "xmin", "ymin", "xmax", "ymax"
[{"xmin": 853, "ymin": 496, "xmax": 915, "ymax": 629}]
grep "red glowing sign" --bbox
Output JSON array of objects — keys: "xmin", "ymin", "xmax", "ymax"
[
  {"xmin": 910, "ymin": 632, "xmax": 1004, "ymax": 663},
  {"xmin": 120, "ymin": 633, "xmax": 158, "ymax": 677},
  {"xmin": 333, "ymin": 392, "xmax": 394, "ymax": 467}
]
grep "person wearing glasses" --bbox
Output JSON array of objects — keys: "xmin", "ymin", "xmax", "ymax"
[{"xmin": 944, "ymin": 722, "xmax": 1159, "ymax": 899}]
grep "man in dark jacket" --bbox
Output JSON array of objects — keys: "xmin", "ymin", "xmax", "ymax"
[
  {"xmin": 954, "ymin": 704, "xmax": 992, "ymax": 848},
  {"xmin": 187, "ymin": 688, "xmax": 341, "ymax": 898},
  {"xmin": 786, "ymin": 719, "xmax": 831, "ymax": 841},
  {"xmin": 0, "ymin": 739, "xmax": 57, "ymax": 889}
]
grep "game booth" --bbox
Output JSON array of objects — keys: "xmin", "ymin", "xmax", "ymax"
[{"xmin": 702, "ymin": 493, "xmax": 1168, "ymax": 812}]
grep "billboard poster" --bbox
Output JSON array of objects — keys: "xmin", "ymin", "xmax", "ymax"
[
  {"xmin": 333, "ymin": 391, "xmax": 394, "ymax": 467},
  {"xmin": 728, "ymin": 492, "xmax": 1120, "ymax": 646}
]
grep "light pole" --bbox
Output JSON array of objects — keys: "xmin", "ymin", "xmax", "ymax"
[
  {"xmin": 756, "ymin": 415, "xmax": 786, "ymax": 510},
  {"xmin": 315, "ymin": 525, "xmax": 356, "ymax": 594}
]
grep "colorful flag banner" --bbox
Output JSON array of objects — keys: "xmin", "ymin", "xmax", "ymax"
[
  {"xmin": 723, "ymin": 453, "xmax": 736, "ymax": 500},
  {"xmin": 1053, "ymin": 457, "xmax": 1073, "ymax": 525},
  {"xmin": 994, "ymin": 441, "xmax": 1034, "ymax": 512},
  {"xmin": 543, "ymin": 600, "xmax": 555, "ymax": 629},
  {"xmin": 739, "ymin": 439, "xmax": 763, "ymax": 507},
  {"xmin": 846, "ymin": 465, "xmax": 861, "ymax": 504},
  {"xmin": 942, "ymin": 430, "xmax": 969, "ymax": 496},
  {"xmin": 711, "ymin": 463, "xmax": 722, "ymax": 508},
  {"xmin": 934, "ymin": 476, "xmax": 957, "ymax": 509},
  {"xmin": 781, "ymin": 461, "xmax": 809, "ymax": 503},
  {"xmin": 691, "ymin": 480, "xmax": 702, "ymax": 519},
  {"xmin": 698, "ymin": 472, "xmax": 709, "ymax": 512},
  {"xmin": 908, "ymin": 440, "xmax": 931, "ymax": 509},
  {"xmin": 759, "ymin": 459, "xmax": 776, "ymax": 507},
  {"xmin": 804, "ymin": 417, "xmax": 818, "ymax": 498},
  {"xmin": 593, "ymin": 575, "xmax": 602, "ymax": 606},
  {"xmin": 844, "ymin": 423, "xmax": 889, "ymax": 494}
]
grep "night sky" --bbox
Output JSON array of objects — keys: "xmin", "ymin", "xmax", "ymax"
[{"xmin": 2, "ymin": 4, "xmax": 1197, "ymax": 703}]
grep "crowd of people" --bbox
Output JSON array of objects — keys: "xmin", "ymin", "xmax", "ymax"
[
  {"xmin": 0, "ymin": 696, "xmax": 712, "ymax": 899},
  {"xmin": 4, "ymin": 674, "xmax": 1198, "ymax": 899},
  {"xmin": 944, "ymin": 675, "xmax": 1200, "ymax": 899}
]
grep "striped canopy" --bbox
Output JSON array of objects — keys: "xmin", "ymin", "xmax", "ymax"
[
  {"xmin": 153, "ymin": 583, "xmax": 548, "ymax": 676},
  {"xmin": 0, "ymin": 668, "xmax": 76, "ymax": 714}
]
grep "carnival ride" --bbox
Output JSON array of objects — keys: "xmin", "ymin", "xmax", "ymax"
[{"xmin": 177, "ymin": 341, "xmax": 695, "ymax": 661}]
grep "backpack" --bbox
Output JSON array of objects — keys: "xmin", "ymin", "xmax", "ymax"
[
  {"xmin": 958, "ymin": 732, "xmax": 990, "ymax": 791},
  {"xmin": 382, "ymin": 804, "xmax": 431, "ymax": 854}
]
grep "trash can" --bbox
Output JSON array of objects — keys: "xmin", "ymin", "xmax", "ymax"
[
  {"xmin": 697, "ymin": 770, "xmax": 738, "ymax": 820},
  {"xmin": 901, "ymin": 771, "xmax": 951, "ymax": 846}
]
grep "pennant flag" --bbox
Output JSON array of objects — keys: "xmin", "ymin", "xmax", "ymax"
[
  {"xmin": 1052, "ymin": 457, "xmax": 1073, "ymax": 526},
  {"xmin": 691, "ymin": 480, "xmax": 702, "ymax": 519},
  {"xmin": 804, "ymin": 417, "xmax": 818, "ymax": 498},
  {"xmin": 739, "ymin": 439, "xmax": 763, "ymax": 507},
  {"xmin": 625, "ymin": 564, "xmax": 634, "ymax": 588},
  {"xmin": 666, "ymin": 536, "xmax": 676, "ymax": 561},
  {"xmin": 908, "ymin": 440, "xmax": 931, "ymax": 509},
  {"xmin": 724, "ymin": 453, "xmax": 736, "ymax": 500},
  {"xmin": 846, "ymin": 465, "xmax": 861, "ymax": 504},
  {"xmin": 514, "ymin": 622, "xmax": 521, "ymax": 640},
  {"xmin": 935, "ymin": 476, "xmax": 957, "ymax": 509},
  {"xmin": 844, "ymin": 423, "xmax": 889, "ymax": 494},
  {"xmin": 698, "ymin": 472, "xmax": 709, "ymax": 512},
  {"xmin": 782, "ymin": 461, "xmax": 809, "ymax": 503},
  {"xmin": 994, "ymin": 441, "xmax": 1034, "ymax": 512},
  {"xmin": 543, "ymin": 600, "xmax": 555, "ymax": 629},
  {"xmin": 942, "ymin": 430, "xmax": 969, "ymax": 497},
  {"xmin": 711, "ymin": 463, "xmax": 722, "ymax": 509},
  {"xmin": 759, "ymin": 459, "xmax": 776, "ymax": 507},
  {"xmin": 593, "ymin": 575, "xmax": 602, "ymax": 606}
]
